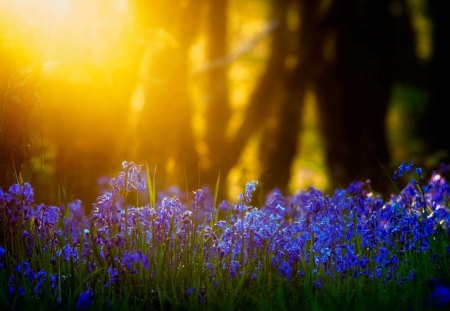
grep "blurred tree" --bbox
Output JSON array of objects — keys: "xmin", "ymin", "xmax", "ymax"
[
  {"xmin": 255, "ymin": 0, "xmax": 395, "ymax": 193},
  {"xmin": 421, "ymin": 0, "xmax": 450, "ymax": 162},
  {"xmin": 258, "ymin": 0, "xmax": 303, "ymax": 194},
  {"xmin": 204, "ymin": 0, "xmax": 231, "ymax": 186},
  {"xmin": 0, "ymin": 36, "xmax": 36, "ymax": 189},
  {"xmin": 218, "ymin": 0, "xmax": 288, "ymax": 189},
  {"xmin": 134, "ymin": 0, "xmax": 397, "ymax": 194},
  {"xmin": 390, "ymin": 0, "xmax": 425, "ymax": 87},
  {"xmin": 2, "ymin": 0, "xmax": 437, "ymax": 202},
  {"xmin": 135, "ymin": 0, "xmax": 202, "ymax": 189},
  {"xmin": 311, "ymin": 0, "xmax": 393, "ymax": 190}
]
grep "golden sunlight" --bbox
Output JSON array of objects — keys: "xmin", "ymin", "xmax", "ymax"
[
  {"xmin": 0, "ymin": 0, "xmax": 335, "ymax": 201},
  {"xmin": 0, "ymin": 0, "xmax": 134, "ymax": 78}
]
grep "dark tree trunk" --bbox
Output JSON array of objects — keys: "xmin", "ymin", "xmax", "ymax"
[
  {"xmin": 258, "ymin": 73, "xmax": 305, "ymax": 194},
  {"xmin": 314, "ymin": 0, "xmax": 393, "ymax": 190},
  {"xmin": 391, "ymin": 0, "xmax": 426, "ymax": 87},
  {"xmin": 219, "ymin": 0, "xmax": 290, "ymax": 187},
  {"xmin": 422, "ymin": 0, "xmax": 450, "ymax": 160},
  {"xmin": 258, "ymin": 0, "xmax": 313, "ymax": 195}
]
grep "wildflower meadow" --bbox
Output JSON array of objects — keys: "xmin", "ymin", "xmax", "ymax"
[
  {"xmin": 2, "ymin": 1, "xmax": 450, "ymax": 310},
  {"xmin": 0, "ymin": 161, "xmax": 449, "ymax": 310}
]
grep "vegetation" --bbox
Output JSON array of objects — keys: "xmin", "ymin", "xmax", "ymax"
[
  {"xmin": 1, "ymin": 1, "xmax": 449, "ymax": 309},
  {"xmin": 0, "ymin": 162, "xmax": 449, "ymax": 310}
]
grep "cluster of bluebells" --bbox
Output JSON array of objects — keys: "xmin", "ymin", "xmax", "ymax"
[{"xmin": 0, "ymin": 161, "xmax": 449, "ymax": 309}]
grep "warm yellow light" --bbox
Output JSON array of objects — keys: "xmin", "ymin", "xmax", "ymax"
[
  {"xmin": 1, "ymin": 0, "xmax": 134, "ymax": 71},
  {"xmin": 131, "ymin": 84, "xmax": 146, "ymax": 113}
]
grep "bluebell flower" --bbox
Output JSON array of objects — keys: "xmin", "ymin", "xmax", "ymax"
[
  {"xmin": 429, "ymin": 281, "xmax": 450, "ymax": 309},
  {"xmin": 8, "ymin": 275, "xmax": 15, "ymax": 296},
  {"xmin": 34, "ymin": 269, "xmax": 47, "ymax": 297},
  {"xmin": 215, "ymin": 220, "xmax": 228, "ymax": 229},
  {"xmin": 104, "ymin": 267, "xmax": 119, "ymax": 288},
  {"xmin": 18, "ymin": 285, "xmax": 25, "ymax": 297},
  {"xmin": 393, "ymin": 161, "xmax": 414, "ymax": 180},
  {"xmin": 50, "ymin": 274, "xmax": 58, "ymax": 289},
  {"xmin": 69, "ymin": 199, "xmax": 84, "ymax": 221},
  {"xmin": 110, "ymin": 162, "xmax": 146, "ymax": 192},
  {"xmin": 185, "ymin": 288, "xmax": 196, "ymax": 296},
  {"xmin": 35, "ymin": 204, "xmax": 59, "ymax": 229},
  {"xmin": 121, "ymin": 251, "xmax": 150, "ymax": 272},
  {"xmin": 416, "ymin": 167, "xmax": 423, "ymax": 178},
  {"xmin": 161, "ymin": 196, "xmax": 182, "ymax": 210},
  {"xmin": 9, "ymin": 182, "xmax": 34, "ymax": 204},
  {"xmin": 219, "ymin": 200, "xmax": 231, "ymax": 212},
  {"xmin": 193, "ymin": 189, "xmax": 205, "ymax": 210},
  {"xmin": 278, "ymin": 261, "xmax": 292, "ymax": 279},
  {"xmin": 76, "ymin": 289, "xmax": 94, "ymax": 310},
  {"xmin": 238, "ymin": 181, "xmax": 258, "ymax": 202}
]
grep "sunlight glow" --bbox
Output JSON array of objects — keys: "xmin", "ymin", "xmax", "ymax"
[
  {"xmin": 1, "ymin": 0, "xmax": 134, "ymax": 74},
  {"xmin": 131, "ymin": 84, "xmax": 146, "ymax": 113},
  {"xmin": 1, "ymin": 0, "xmax": 329, "ymax": 195}
]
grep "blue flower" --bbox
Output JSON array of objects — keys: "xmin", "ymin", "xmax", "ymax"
[
  {"xmin": 121, "ymin": 251, "xmax": 150, "ymax": 272},
  {"xmin": 69, "ymin": 199, "xmax": 84, "ymax": 221},
  {"xmin": 415, "ymin": 167, "xmax": 423, "ymax": 178},
  {"xmin": 185, "ymin": 288, "xmax": 196, "ymax": 296},
  {"xmin": 8, "ymin": 183, "xmax": 34, "ymax": 204},
  {"xmin": 393, "ymin": 162, "xmax": 414, "ymax": 180},
  {"xmin": 278, "ymin": 261, "xmax": 292, "ymax": 279},
  {"xmin": 76, "ymin": 289, "xmax": 94, "ymax": 310},
  {"xmin": 193, "ymin": 189, "xmax": 205, "ymax": 210},
  {"xmin": 429, "ymin": 282, "xmax": 450, "ymax": 308},
  {"xmin": 104, "ymin": 267, "xmax": 119, "ymax": 288},
  {"xmin": 35, "ymin": 204, "xmax": 59, "ymax": 229},
  {"xmin": 238, "ymin": 181, "xmax": 258, "ymax": 202}
]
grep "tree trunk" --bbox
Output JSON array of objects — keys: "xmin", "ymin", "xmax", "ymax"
[
  {"xmin": 137, "ymin": 0, "xmax": 202, "ymax": 190},
  {"xmin": 219, "ymin": 0, "xmax": 290, "ymax": 188},
  {"xmin": 258, "ymin": 0, "xmax": 315, "ymax": 195},
  {"xmin": 314, "ymin": 0, "xmax": 393, "ymax": 190},
  {"xmin": 204, "ymin": 0, "xmax": 231, "ymax": 186},
  {"xmin": 422, "ymin": 0, "xmax": 450, "ymax": 160}
]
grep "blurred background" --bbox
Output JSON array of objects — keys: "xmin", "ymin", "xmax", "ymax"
[{"xmin": 0, "ymin": 0, "xmax": 448, "ymax": 205}]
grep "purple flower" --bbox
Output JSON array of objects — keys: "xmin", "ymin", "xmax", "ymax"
[
  {"xmin": 278, "ymin": 261, "xmax": 292, "ymax": 279},
  {"xmin": 104, "ymin": 267, "xmax": 119, "ymax": 288},
  {"xmin": 215, "ymin": 220, "xmax": 228, "ymax": 229},
  {"xmin": 50, "ymin": 274, "xmax": 58, "ymax": 289},
  {"xmin": 219, "ymin": 200, "xmax": 231, "ymax": 211},
  {"xmin": 69, "ymin": 199, "xmax": 84, "ymax": 220},
  {"xmin": 76, "ymin": 289, "xmax": 94, "ymax": 310},
  {"xmin": 185, "ymin": 288, "xmax": 196, "ymax": 296},
  {"xmin": 8, "ymin": 183, "xmax": 34, "ymax": 204},
  {"xmin": 121, "ymin": 251, "xmax": 150, "ymax": 272},
  {"xmin": 416, "ymin": 167, "xmax": 423, "ymax": 178},
  {"xmin": 429, "ymin": 282, "xmax": 450, "ymax": 308},
  {"xmin": 35, "ymin": 204, "xmax": 59, "ymax": 229},
  {"xmin": 110, "ymin": 162, "xmax": 146, "ymax": 192},
  {"xmin": 57, "ymin": 244, "xmax": 76, "ymax": 262},
  {"xmin": 34, "ymin": 269, "xmax": 47, "ymax": 297},
  {"xmin": 393, "ymin": 162, "xmax": 414, "ymax": 180},
  {"xmin": 193, "ymin": 189, "xmax": 205, "ymax": 210},
  {"xmin": 238, "ymin": 181, "xmax": 258, "ymax": 202}
]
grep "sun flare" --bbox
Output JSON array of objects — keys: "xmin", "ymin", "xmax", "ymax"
[{"xmin": 1, "ymin": 0, "xmax": 135, "ymax": 78}]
